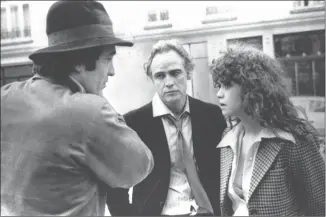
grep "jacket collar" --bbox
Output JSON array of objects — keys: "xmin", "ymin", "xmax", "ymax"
[
  {"xmin": 32, "ymin": 74, "xmax": 86, "ymax": 94},
  {"xmin": 217, "ymin": 122, "xmax": 295, "ymax": 151}
]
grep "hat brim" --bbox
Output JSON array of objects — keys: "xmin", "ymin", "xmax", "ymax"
[{"xmin": 29, "ymin": 36, "xmax": 133, "ymax": 62}]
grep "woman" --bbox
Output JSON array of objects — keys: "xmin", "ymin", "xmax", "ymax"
[{"xmin": 211, "ymin": 43, "xmax": 325, "ymax": 216}]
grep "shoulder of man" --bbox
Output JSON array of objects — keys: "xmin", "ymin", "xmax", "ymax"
[
  {"xmin": 69, "ymin": 93, "xmax": 109, "ymax": 112},
  {"xmin": 123, "ymin": 101, "xmax": 152, "ymax": 124},
  {"xmin": 189, "ymin": 96, "xmax": 223, "ymax": 116},
  {"xmin": 58, "ymin": 93, "xmax": 118, "ymax": 126}
]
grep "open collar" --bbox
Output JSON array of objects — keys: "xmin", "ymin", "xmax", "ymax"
[
  {"xmin": 152, "ymin": 92, "xmax": 190, "ymax": 119},
  {"xmin": 217, "ymin": 122, "xmax": 296, "ymax": 151}
]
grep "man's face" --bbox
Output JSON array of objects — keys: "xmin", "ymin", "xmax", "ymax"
[
  {"xmin": 82, "ymin": 46, "xmax": 116, "ymax": 95},
  {"xmin": 150, "ymin": 50, "xmax": 188, "ymax": 110}
]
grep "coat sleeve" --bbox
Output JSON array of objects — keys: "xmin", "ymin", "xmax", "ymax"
[
  {"xmin": 289, "ymin": 141, "xmax": 325, "ymax": 216},
  {"xmin": 106, "ymin": 187, "xmax": 136, "ymax": 216},
  {"xmin": 106, "ymin": 111, "xmax": 143, "ymax": 215},
  {"xmin": 82, "ymin": 100, "xmax": 154, "ymax": 189}
]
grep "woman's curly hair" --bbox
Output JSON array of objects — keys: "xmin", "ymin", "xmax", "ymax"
[{"xmin": 211, "ymin": 42, "xmax": 319, "ymax": 146}]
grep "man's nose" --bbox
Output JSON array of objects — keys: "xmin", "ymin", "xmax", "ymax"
[
  {"xmin": 108, "ymin": 66, "xmax": 115, "ymax": 76},
  {"xmin": 165, "ymin": 76, "xmax": 174, "ymax": 88}
]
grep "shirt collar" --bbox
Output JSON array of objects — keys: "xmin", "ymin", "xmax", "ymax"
[
  {"xmin": 217, "ymin": 122, "xmax": 296, "ymax": 151},
  {"xmin": 152, "ymin": 92, "xmax": 190, "ymax": 118}
]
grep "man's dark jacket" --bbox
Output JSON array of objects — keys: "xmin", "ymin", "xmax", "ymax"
[{"xmin": 107, "ymin": 96, "xmax": 226, "ymax": 216}]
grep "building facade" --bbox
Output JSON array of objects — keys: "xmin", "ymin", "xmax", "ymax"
[{"xmin": 1, "ymin": 0, "xmax": 325, "ymax": 129}]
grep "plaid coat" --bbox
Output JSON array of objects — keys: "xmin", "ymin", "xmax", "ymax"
[{"xmin": 220, "ymin": 137, "xmax": 325, "ymax": 216}]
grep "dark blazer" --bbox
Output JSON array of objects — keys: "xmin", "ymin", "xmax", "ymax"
[{"xmin": 107, "ymin": 96, "xmax": 227, "ymax": 216}]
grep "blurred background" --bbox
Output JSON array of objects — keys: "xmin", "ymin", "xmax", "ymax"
[{"xmin": 1, "ymin": 1, "xmax": 325, "ymax": 215}]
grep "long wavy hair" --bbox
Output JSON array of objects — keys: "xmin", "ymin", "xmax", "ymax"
[{"xmin": 211, "ymin": 43, "xmax": 319, "ymax": 146}]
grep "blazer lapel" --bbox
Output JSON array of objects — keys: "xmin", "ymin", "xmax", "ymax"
[
  {"xmin": 248, "ymin": 139, "xmax": 283, "ymax": 200},
  {"xmin": 147, "ymin": 104, "xmax": 171, "ymax": 166},
  {"xmin": 220, "ymin": 147, "xmax": 233, "ymax": 215},
  {"xmin": 189, "ymin": 97, "xmax": 202, "ymax": 165}
]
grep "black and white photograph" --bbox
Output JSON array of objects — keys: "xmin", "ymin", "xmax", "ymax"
[{"xmin": 1, "ymin": 1, "xmax": 325, "ymax": 216}]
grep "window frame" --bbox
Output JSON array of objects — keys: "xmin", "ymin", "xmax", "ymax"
[
  {"xmin": 144, "ymin": 8, "xmax": 172, "ymax": 30},
  {"xmin": 1, "ymin": 2, "xmax": 32, "ymax": 44},
  {"xmin": 291, "ymin": 0, "xmax": 325, "ymax": 14},
  {"xmin": 201, "ymin": 4, "xmax": 237, "ymax": 24}
]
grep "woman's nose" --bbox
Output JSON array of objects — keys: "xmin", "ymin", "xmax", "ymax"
[{"xmin": 216, "ymin": 89, "xmax": 223, "ymax": 98}]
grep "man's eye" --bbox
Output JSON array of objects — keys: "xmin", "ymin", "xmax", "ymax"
[
  {"xmin": 171, "ymin": 71, "xmax": 181, "ymax": 77},
  {"xmin": 156, "ymin": 74, "xmax": 164, "ymax": 79}
]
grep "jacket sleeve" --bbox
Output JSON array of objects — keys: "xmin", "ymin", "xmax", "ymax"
[
  {"xmin": 289, "ymin": 141, "xmax": 325, "ymax": 216},
  {"xmin": 82, "ymin": 100, "xmax": 154, "ymax": 189}
]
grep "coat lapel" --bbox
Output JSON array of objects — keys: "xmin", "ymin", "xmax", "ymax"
[
  {"xmin": 220, "ymin": 147, "xmax": 233, "ymax": 215},
  {"xmin": 248, "ymin": 139, "xmax": 283, "ymax": 200},
  {"xmin": 189, "ymin": 97, "xmax": 202, "ymax": 165},
  {"xmin": 147, "ymin": 104, "xmax": 171, "ymax": 167}
]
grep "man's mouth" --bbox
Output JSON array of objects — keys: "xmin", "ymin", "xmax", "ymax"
[
  {"xmin": 165, "ymin": 90, "xmax": 178, "ymax": 94},
  {"xmin": 219, "ymin": 103, "xmax": 226, "ymax": 107}
]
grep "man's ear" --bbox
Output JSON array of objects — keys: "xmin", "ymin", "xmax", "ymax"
[{"xmin": 74, "ymin": 64, "xmax": 86, "ymax": 73}]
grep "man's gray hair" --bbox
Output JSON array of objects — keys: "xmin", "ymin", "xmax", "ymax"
[{"xmin": 143, "ymin": 39, "xmax": 195, "ymax": 78}]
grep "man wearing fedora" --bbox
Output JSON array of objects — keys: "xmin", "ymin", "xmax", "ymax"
[{"xmin": 1, "ymin": 0, "xmax": 154, "ymax": 216}]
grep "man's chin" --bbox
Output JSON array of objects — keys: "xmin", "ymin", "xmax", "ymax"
[{"xmin": 163, "ymin": 96, "xmax": 182, "ymax": 106}]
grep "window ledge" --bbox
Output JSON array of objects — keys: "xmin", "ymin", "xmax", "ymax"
[
  {"xmin": 144, "ymin": 22, "xmax": 173, "ymax": 30},
  {"xmin": 1, "ymin": 37, "xmax": 33, "ymax": 47},
  {"xmin": 201, "ymin": 16, "xmax": 237, "ymax": 24},
  {"xmin": 290, "ymin": 6, "xmax": 325, "ymax": 14}
]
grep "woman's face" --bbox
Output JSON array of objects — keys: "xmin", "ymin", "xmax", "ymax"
[{"xmin": 216, "ymin": 81, "xmax": 244, "ymax": 117}]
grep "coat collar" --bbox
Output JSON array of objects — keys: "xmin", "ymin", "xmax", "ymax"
[
  {"xmin": 218, "ymin": 121, "xmax": 296, "ymax": 207},
  {"xmin": 32, "ymin": 74, "xmax": 86, "ymax": 94},
  {"xmin": 217, "ymin": 122, "xmax": 295, "ymax": 151}
]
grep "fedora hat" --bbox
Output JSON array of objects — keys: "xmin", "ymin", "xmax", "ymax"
[{"xmin": 29, "ymin": 0, "xmax": 133, "ymax": 62}]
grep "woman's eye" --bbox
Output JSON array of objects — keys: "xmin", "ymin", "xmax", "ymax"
[{"xmin": 215, "ymin": 83, "xmax": 221, "ymax": 89}]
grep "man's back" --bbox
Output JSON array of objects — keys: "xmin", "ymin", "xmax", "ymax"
[{"xmin": 1, "ymin": 75, "xmax": 154, "ymax": 215}]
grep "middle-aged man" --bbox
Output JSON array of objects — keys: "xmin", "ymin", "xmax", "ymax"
[
  {"xmin": 107, "ymin": 39, "xmax": 227, "ymax": 216},
  {"xmin": 1, "ymin": 1, "xmax": 154, "ymax": 216}
]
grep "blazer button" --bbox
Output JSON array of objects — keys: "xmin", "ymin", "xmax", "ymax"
[{"xmin": 249, "ymin": 209, "xmax": 258, "ymax": 215}]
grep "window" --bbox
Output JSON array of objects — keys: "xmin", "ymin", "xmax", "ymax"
[
  {"xmin": 23, "ymin": 4, "xmax": 31, "ymax": 37},
  {"xmin": 202, "ymin": 4, "xmax": 237, "ymax": 24},
  {"xmin": 1, "ymin": 8, "xmax": 9, "ymax": 40},
  {"xmin": 274, "ymin": 30, "xmax": 325, "ymax": 97},
  {"xmin": 147, "ymin": 9, "xmax": 169, "ymax": 23},
  {"xmin": 227, "ymin": 36, "xmax": 263, "ymax": 50},
  {"xmin": 160, "ymin": 9, "xmax": 169, "ymax": 21},
  {"xmin": 144, "ymin": 9, "xmax": 172, "ymax": 30},
  {"xmin": 206, "ymin": 6, "xmax": 218, "ymax": 16},
  {"xmin": 148, "ymin": 10, "xmax": 157, "ymax": 22},
  {"xmin": 291, "ymin": 0, "xmax": 325, "ymax": 13},
  {"xmin": 1, "ymin": 2, "xmax": 32, "ymax": 43},
  {"xmin": 10, "ymin": 5, "xmax": 20, "ymax": 38}
]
